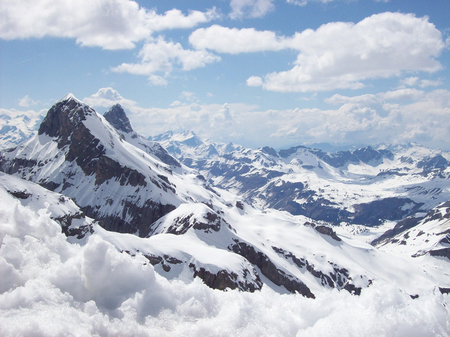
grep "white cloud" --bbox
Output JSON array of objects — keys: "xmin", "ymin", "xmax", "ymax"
[
  {"xmin": 190, "ymin": 12, "xmax": 444, "ymax": 93},
  {"xmin": 380, "ymin": 89, "xmax": 425, "ymax": 101},
  {"xmin": 18, "ymin": 95, "xmax": 39, "ymax": 107},
  {"xmin": 263, "ymin": 12, "xmax": 444, "ymax": 92},
  {"xmin": 400, "ymin": 77, "xmax": 443, "ymax": 88},
  {"xmin": 0, "ymin": 0, "xmax": 217, "ymax": 50},
  {"xmin": 190, "ymin": 25, "xmax": 286, "ymax": 54},
  {"xmin": 180, "ymin": 91, "xmax": 198, "ymax": 102},
  {"xmin": 229, "ymin": 0, "xmax": 275, "ymax": 19},
  {"xmin": 146, "ymin": 8, "xmax": 219, "ymax": 31},
  {"xmin": 83, "ymin": 87, "xmax": 137, "ymax": 108},
  {"xmin": 400, "ymin": 77, "xmax": 420, "ymax": 87},
  {"xmin": 101, "ymin": 88, "xmax": 450, "ymax": 150},
  {"xmin": 286, "ymin": 0, "xmax": 336, "ymax": 5},
  {"xmin": 112, "ymin": 37, "xmax": 220, "ymax": 81},
  {"xmin": 247, "ymin": 76, "xmax": 264, "ymax": 87},
  {"xmin": 148, "ymin": 74, "xmax": 168, "ymax": 86}
]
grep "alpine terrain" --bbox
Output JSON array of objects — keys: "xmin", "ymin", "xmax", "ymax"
[{"xmin": 0, "ymin": 95, "xmax": 449, "ymax": 336}]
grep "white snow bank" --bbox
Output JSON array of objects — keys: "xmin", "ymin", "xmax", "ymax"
[{"xmin": 0, "ymin": 189, "xmax": 449, "ymax": 336}]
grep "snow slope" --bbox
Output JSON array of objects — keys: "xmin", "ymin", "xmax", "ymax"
[{"xmin": 1, "ymin": 181, "xmax": 449, "ymax": 336}]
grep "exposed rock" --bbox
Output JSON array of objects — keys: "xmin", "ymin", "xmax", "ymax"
[
  {"xmin": 103, "ymin": 104, "xmax": 133, "ymax": 133},
  {"xmin": 313, "ymin": 225, "xmax": 342, "ymax": 242},
  {"xmin": 353, "ymin": 197, "xmax": 423, "ymax": 227},
  {"xmin": 439, "ymin": 287, "xmax": 450, "ymax": 294},
  {"xmin": 144, "ymin": 254, "xmax": 182, "ymax": 272},
  {"xmin": 371, "ymin": 216, "xmax": 422, "ymax": 246},
  {"xmin": 429, "ymin": 248, "xmax": 450, "ymax": 261},
  {"xmin": 164, "ymin": 211, "xmax": 224, "ymax": 235},
  {"xmin": 55, "ymin": 212, "xmax": 94, "ymax": 239},
  {"xmin": 189, "ymin": 263, "xmax": 262, "ymax": 292},
  {"xmin": 7, "ymin": 189, "xmax": 31, "ymax": 199},
  {"xmin": 229, "ymin": 241, "xmax": 315, "ymax": 298},
  {"xmin": 271, "ymin": 246, "xmax": 364, "ymax": 295}
]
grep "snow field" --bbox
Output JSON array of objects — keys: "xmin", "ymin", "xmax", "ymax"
[{"xmin": 1, "ymin": 189, "xmax": 449, "ymax": 336}]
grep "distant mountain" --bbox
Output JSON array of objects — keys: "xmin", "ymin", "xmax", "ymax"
[
  {"xmin": 0, "ymin": 111, "xmax": 43, "ymax": 149},
  {"xmin": 156, "ymin": 131, "xmax": 450, "ymax": 227},
  {"xmin": 373, "ymin": 200, "xmax": 450, "ymax": 260},
  {"xmin": 2, "ymin": 94, "xmax": 444, "ymax": 298}
]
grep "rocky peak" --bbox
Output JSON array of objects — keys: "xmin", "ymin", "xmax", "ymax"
[
  {"xmin": 103, "ymin": 104, "xmax": 133, "ymax": 133},
  {"xmin": 38, "ymin": 94, "xmax": 95, "ymax": 147}
]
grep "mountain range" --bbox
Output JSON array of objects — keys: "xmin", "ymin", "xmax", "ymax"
[{"xmin": 0, "ymin": 95, "xmax": 449, "ymax": 324}]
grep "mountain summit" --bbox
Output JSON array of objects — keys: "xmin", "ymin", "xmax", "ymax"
[
  {"xmin": 0, "ymin": 95, "xmax": 189, "ymax": 236},
  {"xmin": 104, "ymin": 104, "xmax": 133, "ymax": 133}
]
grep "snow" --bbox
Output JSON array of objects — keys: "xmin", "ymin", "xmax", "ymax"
[
  {"xmin": 1, "ymin": 188, "xmax": 449, "ymax": 336},
  {"xmin": 1, "ymin": 99, "xmax": 450, "ymax": 336}
]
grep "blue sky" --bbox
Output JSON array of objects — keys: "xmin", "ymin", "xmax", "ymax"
[{"xmin": 1, "ymin": 0, "xmax": 450, "ymax": 149}]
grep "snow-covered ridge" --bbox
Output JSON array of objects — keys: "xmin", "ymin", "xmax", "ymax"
[
  {"xmin": 0, "ymin": 95, "xmax": 449, "ymax": 335},
  {"xmin": 157, "ymin": 131, "xmax": 450, "ymax": 226}
]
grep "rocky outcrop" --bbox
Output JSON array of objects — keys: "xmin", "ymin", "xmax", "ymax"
[
  {"xmin": 189, "ymin": 263, "xmax": 263, "ymax": 292},
  {"xmin": 103, "ymin": 104, "xmax": 133, "ymax": 133},
  {"xmin": 229, "ymin": 241, "xmax": 315, "ymax": 298},
  {"xmin": 271, "ymin": 246, "xmax": 366, "ymax": 295}
]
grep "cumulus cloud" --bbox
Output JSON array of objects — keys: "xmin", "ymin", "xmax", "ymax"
[
  {"xmin": 247, "ymin": 76, "xmax": 264, "ymax": 87},
  {"xmin": 112, "ymin": 37, "xmax": 220, "ymax": 83},
  {"xmin": 18, "ymin": 95, "xmax": 39, "ymax": 107},
  {"xmin": 190, "ymin": 13, "xmax": 444, "ymax": 93},
  {"xmin": 190, "ymin": 25, "xmax": 287, "ymax": 54},
  {"xmin": 265, "ymin": 12, "xmax": 444, "ymax": 92},
  {"xmin": 99, "ymin": 88, "xmax": 450, "ymax": 150},
  {"xmin": 400, "ymin": 77, "xmax": 443, "ymax": 88},
  {"xmin": 0, "ymin": 0, "xmax": 217, "ymax": 50},
  {"xmin": 229, "ymin": 0, "xmax": 275, "ymax": 19},
  {"xmin": 83, "ymin": 87, "xmax": 137, "ymax": 108}
]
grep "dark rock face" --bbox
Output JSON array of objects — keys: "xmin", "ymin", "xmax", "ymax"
[
  {"xmin": 271, "ymin": 246, "xmax": 364, "ymax": 295},
  {"xmin": 371, "ymin": 216, "xmax": 421, "ymax": 246},
  {"xmin": 143, "ymin": 253, "xmax": 263, "ymax": 292},
  {"xmin": 38, "ymin": 96, "xmax": 92, "ymax": 143},
  {"xmin": 429, "ymin": 248, "xmax": 450, "ymax": 261},
  {"xmin": 144, "ymin": 254, "xmax": 182, "ymax": 272},
  {"xmin": 103, "ymin": 104, "xmax": 133, "ymax": 133},
  {"xmin": 229, "ymin": 241, "xmax": 315, "ymax": 298},
  {"xmin": 312, "ymin": 225, "xmax": 342, "ymax": 242},
  {"xmin": 55, "ymin": 212, "xmax": 94, "ymax": 240},
  {"xmin": 164, "ymin": 211, "xmax": 226, "ymax": 235},
  {"xmin": 417, "ymin": 155, "xmax": 449, "ymax": 171},
  {"xmin": 352, "ymin": 197, "xmax": 423, "ymax": 227},
  {"xmin": 189, "ymin": 263, "xmax": 263, "ymax": 292},
  {"xmin": 90, "ymin": 201, "xmax": 176, "ymax": 237}
]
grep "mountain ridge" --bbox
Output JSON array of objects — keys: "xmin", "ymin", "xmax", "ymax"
[{"xmin": 2, "ymin": 94, "xmax": 447, "ymax": 299}]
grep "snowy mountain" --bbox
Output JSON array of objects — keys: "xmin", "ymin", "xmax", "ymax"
[
  {"xmin": 156, "ymin": 131, "xmax": 450, "ymax": 227},
  {"xmin": 1, "ymin": 95, "xmax": 449, "ymax": 335},
  {"xmin": 2, "ymin": 94, "xmax": 448, "ymax": 298},
  {"xmin": 0, "ymin": 111, "xmax": 43, "ymax": 149}
]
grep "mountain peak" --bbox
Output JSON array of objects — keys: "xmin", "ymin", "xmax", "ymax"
[
  {"xmin": 57, "ymin": 93, "xmax": 82, "ymax": 104},
  {"xmin": 38, "ymin": 93, "xmax": 94, "ymax": 139},
  {"xmin": 104, "ymin": 104, "xmax": 133, "ymax": 133}
]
